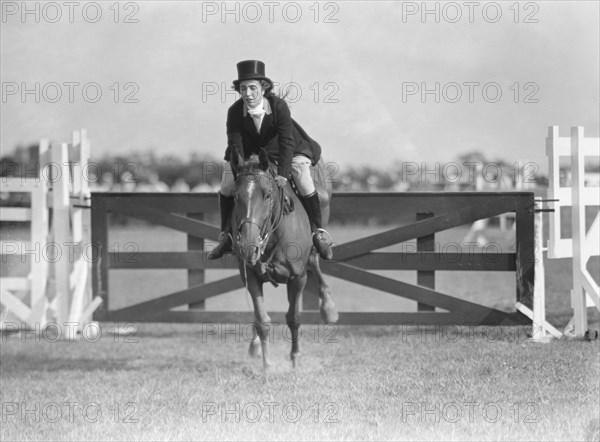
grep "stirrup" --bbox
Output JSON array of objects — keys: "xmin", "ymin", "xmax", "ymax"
[
  {"xmin": 207, "ymin": 232, "xmax": 233, "ymax": 259},
  {"xmin": 312, "ymin": 228, "xmax": 334, "ymax": 260}
]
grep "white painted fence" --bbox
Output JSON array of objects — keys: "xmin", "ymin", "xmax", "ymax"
[
  {"xmin": 1, "ymin": 129, "xmax": 102, "ymax": 339},
  {"xmin": 546, "ymin": 126, "xmax": 599, "ymax": 338}
]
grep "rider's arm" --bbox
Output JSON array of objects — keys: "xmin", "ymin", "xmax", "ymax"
[
  {"xmin": 273, "ymin": 98, "xmax": 295, "ymax": 179},
  {"xmin": 225, "ymin": 102, "xmax": 244, "ymax": 161}
]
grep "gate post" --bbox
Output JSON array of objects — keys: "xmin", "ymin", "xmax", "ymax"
[
  {"xmin": 187, "ymin": 212, "xmax": 205, "ymax": 310},
  {"xmin": 417, "ymin": 212, "xmax": 435, "ymax": 311},
  {"xmin": 515, "ymin": 195, "xmax": 535, "ymax": 309},
  {"xmin": 91, "ymin": 195, "xmax": 109, "ymax": 320}
]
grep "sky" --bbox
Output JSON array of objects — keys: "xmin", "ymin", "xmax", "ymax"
[{"xmin": 1, "ymin": 0, "xmax": 599, "ymax": 173}]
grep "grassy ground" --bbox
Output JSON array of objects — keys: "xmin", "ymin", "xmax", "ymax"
[
  {"xmin": 1, "ymin": 323, "xmax": 599, "ymax": 441},
  {"xmin": 1, "ymin": 219, "xmax": 599, "ymax": 441}
]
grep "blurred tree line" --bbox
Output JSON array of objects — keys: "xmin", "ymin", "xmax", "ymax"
[{"xmin": 1, "ymin": 143, "xmax": 553, "ymax": 193}]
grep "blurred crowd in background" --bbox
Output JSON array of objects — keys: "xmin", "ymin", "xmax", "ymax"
[{"xmin": 3, "ymin": 142, "xmax": 589, "ymax": 195}]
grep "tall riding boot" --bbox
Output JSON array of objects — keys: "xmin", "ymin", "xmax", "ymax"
[
  {"xmin": 303, "ymin": 191, "xmax": 334, "ymax": 260},
  {"xmin": 207, "ymin": 193, "xmax": 235, "ymax": 259}
]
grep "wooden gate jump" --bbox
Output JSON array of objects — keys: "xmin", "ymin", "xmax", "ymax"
[{"xmin": 91, "ymin": 192, "xmax": 534, "ymax": 326}]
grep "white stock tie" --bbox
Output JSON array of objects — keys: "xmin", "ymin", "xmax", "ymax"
[{"xmin": 247, "ymin": 104, "xmax": 265, "ymax": 132}]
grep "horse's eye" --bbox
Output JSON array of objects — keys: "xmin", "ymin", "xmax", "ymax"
[{"xmin": 264, "ymin": 192, "xmax": 271, "ymax": 200}]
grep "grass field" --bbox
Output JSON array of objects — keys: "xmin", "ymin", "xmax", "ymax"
[{"xmin": 1, "ymin": 219, "xmax": 599, "ymax": 441}]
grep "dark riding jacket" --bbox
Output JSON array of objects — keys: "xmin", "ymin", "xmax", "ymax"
[{"xmin": 224, "ymin": 95, "xmax": 322, "ymax": 178}]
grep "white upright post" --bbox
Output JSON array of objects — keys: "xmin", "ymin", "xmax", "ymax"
[
  {"xmin": 516, "ymin": 196, "xmax": 562, "ymax": 341},
  {"xmin": 570, "ymin": 127, "xmax": 587, "ymax": 337},
  {"xmin": 71, "ymin": 130, "xmax": 83, "ymax": 242},
  {"xmin": 52, "ymin": 142, "xmax": 71, "ymax": 325},
  {"xmin": 28, "ymin": 139, "xmax": 50, "ymax": 327},
  {"xmin": 79, "ymin": 129, "xmax": 91, "ymax": 242},
  {"xmin": 66, "ymin": 129, "xmax": 94, "ymax": 339},
  {"xmin": 546, "ymin": 126, "xmax": 571, "ymax": 259},
  {"xmin": 532, "ymin": 198, "xmax": 546, "ymax": 340}
]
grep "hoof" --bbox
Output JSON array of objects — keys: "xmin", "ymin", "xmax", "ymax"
[
  {"xmin": 248, "ymin": 340, "xmax": 261, "ymax": 358},
  {"xmin": 263, "ymin": 362, "xmax": 273, "ymax": 372},
  {"xmin": 320, "ymin": 300, "xmax": 339, "ymax": 324},
  {"xmin": 290, "ymin": 352, "xmax": 301, "ymax": 368}
]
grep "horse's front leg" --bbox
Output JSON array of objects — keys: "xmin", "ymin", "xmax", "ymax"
[
  {"xmin": 286, "ymin": 272, "xmax": 307, "ymax": 368},
  {"xmin": 246, "ymin": 269, "xmax": 272, "ymax": 369}
]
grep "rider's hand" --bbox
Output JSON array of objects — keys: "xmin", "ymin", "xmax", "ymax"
[{"xmin": 274, "ymin": 175, "xmax": 288, "ymax": 188}]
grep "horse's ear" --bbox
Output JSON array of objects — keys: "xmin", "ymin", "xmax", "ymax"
[
  {"xmin": 230, "ymin": 144, "xmax": 245, "ymax": 173},
  {"xmin": 258, "ymin": 148, "xmax": 269, "ymax": 171}
]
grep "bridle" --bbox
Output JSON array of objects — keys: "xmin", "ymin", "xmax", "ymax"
[{"xmin": 235, "ymin": 168, "xmax": 285, "ymax": 259}]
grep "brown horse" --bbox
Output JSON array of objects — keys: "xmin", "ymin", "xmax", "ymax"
[{"xmin": 229, "ymin": 147, "xmax": 338, "ymax": 369}]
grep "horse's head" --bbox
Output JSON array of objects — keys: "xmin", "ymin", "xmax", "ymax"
[{"xmin": 230, "ymin": 147, "xmax": 274, "ymax": 266}]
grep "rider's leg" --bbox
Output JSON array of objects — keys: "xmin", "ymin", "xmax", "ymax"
[
  {"xmin": 291, "ymin": 155, "xmax": 334, "ymax": 260},
  {"xmin": 207, "ymin": 162, "xmax": 235, "ymax": 260}
]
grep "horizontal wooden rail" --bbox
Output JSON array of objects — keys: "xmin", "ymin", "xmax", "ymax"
[
  {"xmin": 95, "ymin": 310, "xmax": 529, "ymax": 326},
  {"xmin": 0, "ymin": 208, "xmax": 32, "ymax": 222},
  {"xmin": 108, "ymin": 251, "xmax": 517, "ymax": 272}
]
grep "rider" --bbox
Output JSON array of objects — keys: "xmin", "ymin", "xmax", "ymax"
[{"xmin": 207, "ymin": 60, "xmax": 335, "ymax": 261}]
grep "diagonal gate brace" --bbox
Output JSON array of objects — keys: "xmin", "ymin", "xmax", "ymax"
[
  {"xmin": 333, "ymin": 196, "xmax": 516, "ymax": 261},
  {"xmin": 322, "ymin": 262, "xmax": 528, "ymax": 325}
]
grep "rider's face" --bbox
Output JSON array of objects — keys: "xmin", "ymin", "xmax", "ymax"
[{"xmin": 240, "ymin": 80, "xmax": 264, "ymax": 108}]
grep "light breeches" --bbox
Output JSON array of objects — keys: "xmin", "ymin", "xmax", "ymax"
[{"xmin": 220, "ymin": 155, "xmax": 315, "ymax": 197}]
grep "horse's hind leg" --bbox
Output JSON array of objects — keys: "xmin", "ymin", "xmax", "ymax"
[
  {"xmin": 286, "ymin": 273, "xmax": 306, "ymax": 368},
  {"xmin": 248, "ymin": 327, "xmax": 261, "ymax": 358},
  {"xmin": 308, "ymin": 251, "xmax": 339, "ymax": 324}
]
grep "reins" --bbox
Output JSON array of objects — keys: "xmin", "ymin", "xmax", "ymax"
[{"xmin": 236, "ymin": 167, "xmax": 286, "ymax": 261}]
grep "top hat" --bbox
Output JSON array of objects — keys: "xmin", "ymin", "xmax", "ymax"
[{"xmin": 233, "ymin": 60, "xmax": 272, "ymax": 87}]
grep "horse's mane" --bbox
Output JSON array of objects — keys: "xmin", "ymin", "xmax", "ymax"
[{"xmin": 237, "ymin": 154, "xmax": 276, "ymax": 177}]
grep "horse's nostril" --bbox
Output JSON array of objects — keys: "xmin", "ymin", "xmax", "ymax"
[{"xmin": 242, "ymin": 243, "xmax": 260, "ymax": 261}]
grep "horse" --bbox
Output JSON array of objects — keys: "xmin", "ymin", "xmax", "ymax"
[{"xmin": 229, "ymin": 147, "xmax": 338, "ymax": 369}]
